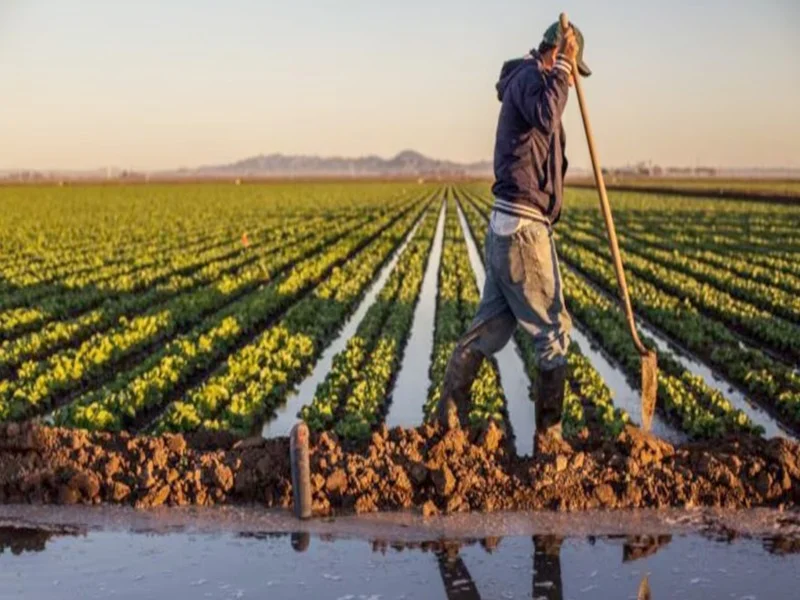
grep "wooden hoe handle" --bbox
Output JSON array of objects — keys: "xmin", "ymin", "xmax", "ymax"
[{"xmin": 558, "ymin": 12, "xmax": 650, "ymax": 357}]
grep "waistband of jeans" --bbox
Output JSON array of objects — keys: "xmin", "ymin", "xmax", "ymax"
[{"xmin": 491, "ymin": 198, "xmax": 551, "ymax": 225}]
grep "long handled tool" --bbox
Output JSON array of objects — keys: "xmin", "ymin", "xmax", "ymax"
[{"xmin": 559, "ymin": 12, "xmax": 658, "ymax": 431}]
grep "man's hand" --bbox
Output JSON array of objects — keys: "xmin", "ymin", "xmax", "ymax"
[{"xmin": 559, "ymin": 27, "xmax": 579, "ymax": 64}]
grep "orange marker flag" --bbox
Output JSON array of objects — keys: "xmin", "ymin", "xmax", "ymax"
[{"xmin": 241, "ymin": 232, "xmax": 250, "ymax": 248}]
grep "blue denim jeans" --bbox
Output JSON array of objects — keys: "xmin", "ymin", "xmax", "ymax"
[{"xmin": 466, "ymin": 219, "xmax": 572, "ymax": 370}]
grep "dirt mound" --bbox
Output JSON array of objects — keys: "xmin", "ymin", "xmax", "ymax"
[
  {"xmin": 0, "ymin": 422, "xmax": 291, "ymax": 509},
  {"xmin": 308, "ymin": 424, "xmax": 800, "ymax": 514},
  {"xmin": 0, "ymin": 421, "xmax": 798, "ymax": 515}
]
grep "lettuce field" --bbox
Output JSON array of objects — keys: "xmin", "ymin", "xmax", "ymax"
[{"xmin": 0, "ymin": 181, "xmax": 798, "ymax": 450}]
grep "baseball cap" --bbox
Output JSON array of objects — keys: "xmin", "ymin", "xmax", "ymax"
[{"xmin": 542, "ymin": 21, "xmax": 592, "ymax": 77}]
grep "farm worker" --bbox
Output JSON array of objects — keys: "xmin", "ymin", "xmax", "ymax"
[{"xmin": 437, "ymin": 21, "xmax": 590, "ymax": 455}]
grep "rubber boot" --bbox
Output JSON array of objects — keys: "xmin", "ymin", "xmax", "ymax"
[
  {"xmin": 436, "ymin": 344, "xmax": 484, "ymax": 430},
  {"xmin": 533, "ymin": 363, "xmax": 569, "ymax": 456}
]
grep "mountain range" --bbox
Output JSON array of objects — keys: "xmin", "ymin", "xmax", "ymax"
[{"xmin": 178, "ymin": 150, "xmax": 493, "ymax": 178}]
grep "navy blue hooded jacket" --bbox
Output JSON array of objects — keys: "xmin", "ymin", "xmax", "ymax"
[{"xmin": 490, "ymin": 52, "xmax": 571, "ymax": 224}]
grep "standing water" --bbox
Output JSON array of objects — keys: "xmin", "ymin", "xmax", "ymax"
[
  {"xmin": 386, "ymin": 202, "xmax": 446, "ymax": 428},
  {"xmin": 1, "ymin": 506, "xmax": 798, "ymax": 600},
  {"xmin": 570, "ymin": 325, "xmax": 686, "ymax": 444}
]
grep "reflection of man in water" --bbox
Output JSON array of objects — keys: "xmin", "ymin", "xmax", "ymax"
[
  {"xmin": 533, "ymin": 535, "xmax": 564, "ymax": 600},
  {"xmin": 435, "ymin": 543, "xmax": 481, "ymax": 599},
  {"xmin": 432, "ymin": 536, "xmax": 566, "ymax": 600}
]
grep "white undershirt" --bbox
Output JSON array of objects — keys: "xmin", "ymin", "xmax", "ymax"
[{"xmin": 490, "ymin": 210, "xmax": 534, "ymax": 236}]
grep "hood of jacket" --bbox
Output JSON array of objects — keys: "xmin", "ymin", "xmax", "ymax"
[{"xmin": 495, "ymin": 52, "xmax": 540, "ymax": 101}]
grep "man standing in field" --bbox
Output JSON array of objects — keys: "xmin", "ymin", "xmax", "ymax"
[{"xmin": 437, "ymin": 22, "xmax": 590, "ymax": 454}]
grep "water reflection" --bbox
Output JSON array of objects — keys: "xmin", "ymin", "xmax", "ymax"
[
  {"xmin": 436, "ymin": 542, "xmax": 481, "ymax": 599},
  {"xmin": 2, "ymin": 524, "xmax": 799, "ymax": 599},
  {"xmin": 0, "ymin": 526, "xmax": 56, "ymax": 555},
  {"xmin": 622, "ymin": 535, "xmax": 673, "ymax": 563},
  {"xmin": 279, "ymin": 532, "xmax": 678, "ymax": 599},
  {"xmin": 533, "ymin": 535, "xmax": 564, "ymax": 600},
  {"xmin": 0, "ymin": 525, "xmax": 81, "ymax": 555}
]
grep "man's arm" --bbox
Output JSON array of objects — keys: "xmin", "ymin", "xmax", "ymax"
[
  {"xmin": 516, "ymin": 59, "xmax": 572, "ymax": 135},
  {"xmin": 515, "ymin": 27, "xmax": 580, "ymax": 135}
]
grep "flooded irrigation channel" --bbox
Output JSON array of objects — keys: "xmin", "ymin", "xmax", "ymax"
[
  {"xmin": 569, "ymin": 324, "xmax": 686, "ymax": 445},
  {"xmin": 386, "ymin": 202, "xmax": 446, "ymax": 429},
  {"xmin": 1, "ymin": 505, "xmax": 798, "ymax": 599}
]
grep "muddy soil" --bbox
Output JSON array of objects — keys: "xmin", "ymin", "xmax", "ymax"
[{"xmin": 0, "ymin": 421, "xmax": 798, "ymax": 516}]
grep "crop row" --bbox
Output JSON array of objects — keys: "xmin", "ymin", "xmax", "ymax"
[
  {"xmin": 567, "ymin": 220, "xmax": 800, "ymax": 330},
  {"xmin": 570, "ymin": 177, "xmax": 800, "ymax": 199},
  {"xmin": 0, "ymin": 183, "xmax": 416, "ymax": 290},
  {"xmin": 572, "ymin": 219, "xmax": 800, "ymax": 298},
  {"xmin": 614, "ymin": 213, "xmax": 800, "ymax": 248},
  {"xmin": 0, "ymin": 192, "xmax": 421, "ymax": 341},
  {"xmin": 466, "ymin": 192, "xmax": 760, "ymax": 439},
  {"xmin": 0, "ymin": 220, "xmax": 292, "ymax": 338},
  {"xmin": 423, "ymin": 192, "xmax": 508, "ymax": 432},
  {"xmin": 0, "ymin": 215, "xmax": 244, "ymax": 287},
  {"xmin": 1, "ymin": 210, "xmax": 374, "ymax": 420},
  {"xmin": 0, "ymin": 214, "xmax": 364, "ymax": 379},
  {"xmin": 0, "ymin": 217, "xmax": 299, "ymax": 316},
  {"xmin": 3, "ymin": 193, "xmax": 423, "ymax": 425},
  {"xmin": 455, "ymin": 191, "xmax": 630, "ymax": 438},
  {"xmin": 558, "ymin": 227, "xmax": 800, "ymax": 363},
  {"xmin": 300, "ymin": 201, "xmax": 439, "ymax": 439},
  {"xmin": 561, "ymin": 187, "xmax": 800, "ymax": 274},
  {"xmin": 0, "ymin": 209, "xmax": 298, "ymax": 304},
  {"xmin": 51, "ymin": 193, "xmax": 433, "ymax": 433}
]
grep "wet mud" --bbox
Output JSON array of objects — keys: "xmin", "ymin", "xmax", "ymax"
[{"xmin": 1, "ymin": 421, "xmax": 799, "ymax": 516}]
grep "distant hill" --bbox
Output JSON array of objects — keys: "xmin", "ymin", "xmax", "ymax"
[{"xmin": 179, "ymin": 150, "xmax": 493, "ymax": 178}]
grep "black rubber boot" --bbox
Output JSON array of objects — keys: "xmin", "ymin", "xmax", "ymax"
[
  {"xmin": 534, "ymin": 363, "xmax": 569, "ymax": 456},
  {"xmin": 436, "ymin": 343, "xmax": 484, "ymax": 430}
]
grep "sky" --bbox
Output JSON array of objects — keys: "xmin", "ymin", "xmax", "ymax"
[{"xmin": 1, "ymin": 0, "xmax": 799, "ymax": 171}]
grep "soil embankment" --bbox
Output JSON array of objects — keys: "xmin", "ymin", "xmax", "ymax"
[{"xmin": 0, "ymin": 422, "xmax": 798, "ymax": 515}]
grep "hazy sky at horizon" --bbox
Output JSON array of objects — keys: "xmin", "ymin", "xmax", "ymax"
[{"xmin": 2, "ymin": 0, "xmax": 799, "ymax": 171}]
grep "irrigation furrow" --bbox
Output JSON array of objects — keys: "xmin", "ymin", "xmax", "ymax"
[
  {"xmin": 386, "ymin": 202, "xmax": 446, "ymax": 429},
  {"xmin": 267, "ymin": 196, "xmax": 443, "ymax": 438},
  {"xmin": 557, "ymin": 261, "xmax": 790, "ymax": 440},
  {"xmin": 547, "ymin": 227, "xmax": 800, "ymax": 433},
  {"xmin": 568, "ymin": 220, "xmax": 800, "ymax": 325},
  {"xmin": 559, "ymin": 227, "xmax": 800, "ymax": 363}
]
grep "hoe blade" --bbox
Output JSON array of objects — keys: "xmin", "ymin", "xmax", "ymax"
[
  {"xmin": 637, "ymin": 574, "xmax": 652, "ymax": 600},
  {"xmin": 640, "ymin": 350, "xmax": 658, "ymax": 432}
]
